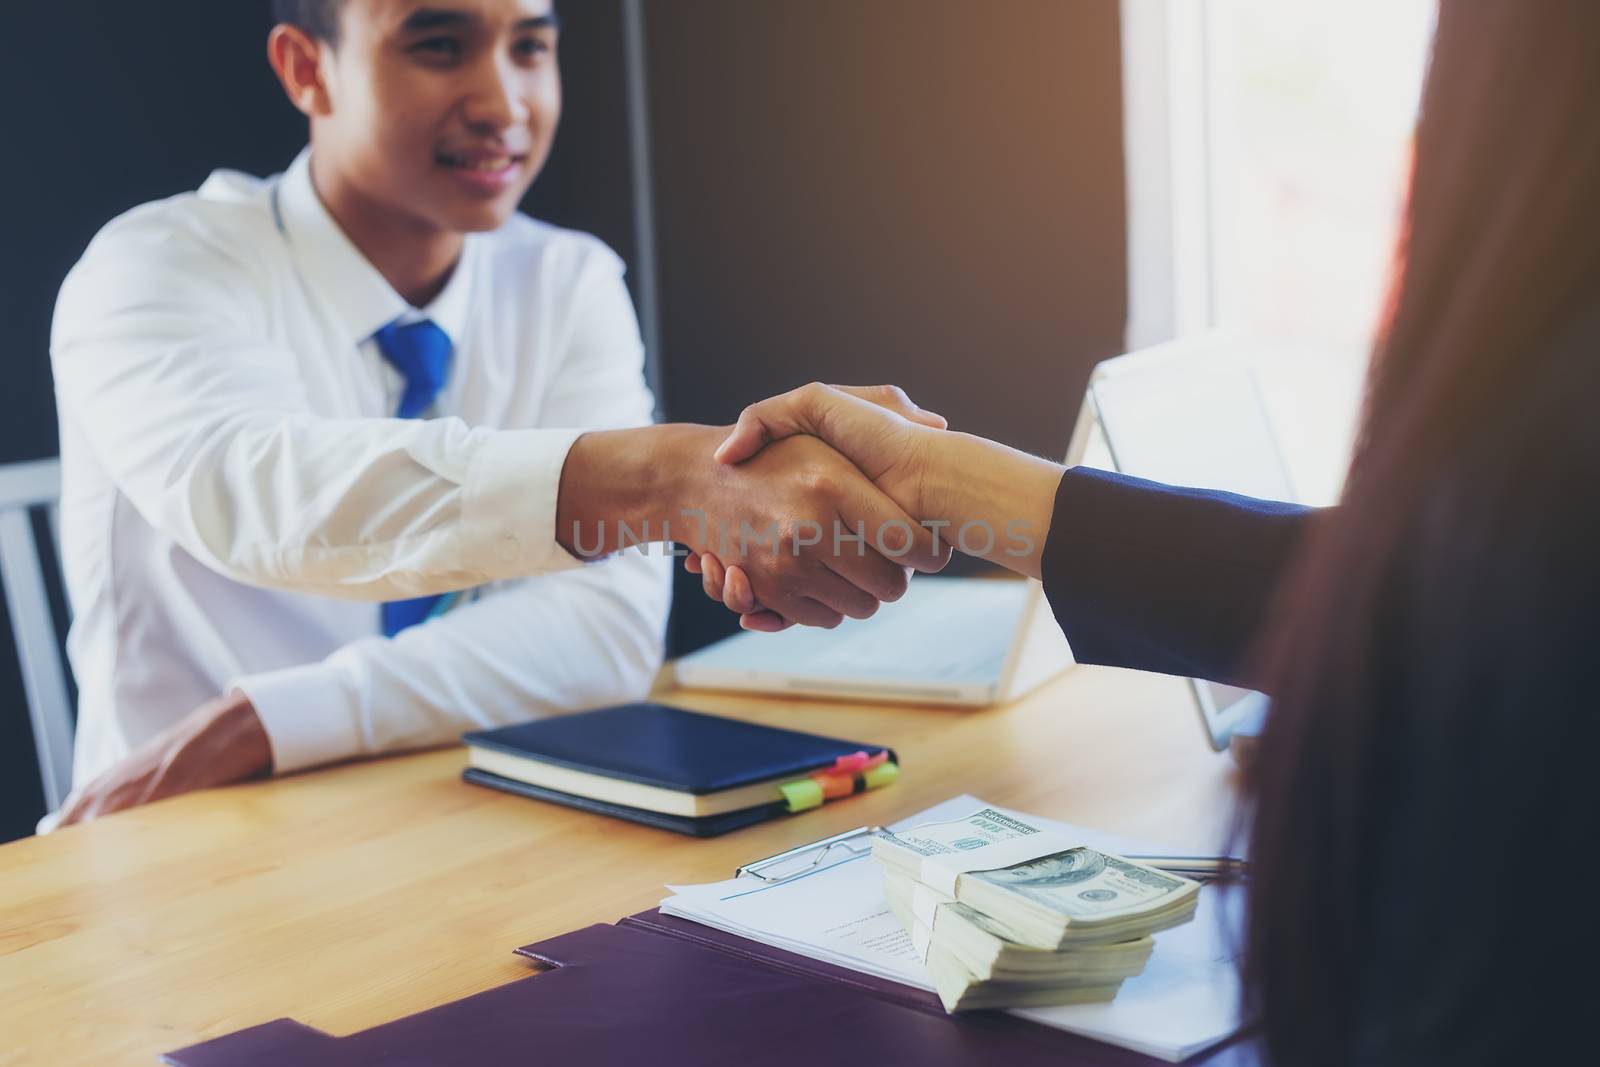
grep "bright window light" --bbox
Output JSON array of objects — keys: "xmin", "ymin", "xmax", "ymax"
[
  {"xmin": 1207, "ymin": 0, "xmax": 1436, "ymax": 347},
  {"xmin": 1120, "ymin": 0, "xmax": 1435, "ymax": 503}
]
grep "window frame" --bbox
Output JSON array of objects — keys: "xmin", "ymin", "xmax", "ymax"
[{"xmin": 1120, "ymin": 0, "xmax": 1218, "ymax": 350}]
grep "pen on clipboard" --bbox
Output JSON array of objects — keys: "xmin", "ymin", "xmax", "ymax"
[{"xmin": 1125, "ymin": 855, "xmax": 1250, "ymax": 882}]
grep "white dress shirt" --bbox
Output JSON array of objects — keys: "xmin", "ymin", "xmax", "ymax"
[{"xmin": 49, "ymin": 149, "xmax": 672, "ymax": 800}]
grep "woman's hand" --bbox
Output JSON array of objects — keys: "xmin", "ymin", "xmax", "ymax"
[
  {"xmin": 689, "ymin": 383, "xmax": 949, "ymax": 630},
  {"xmin": 715, "ymin": 383, "xmax": 946, "ymax": 516},
  {"xmin": 689, "ymin": 381, "xmax": 1066, "ymax": 629}
]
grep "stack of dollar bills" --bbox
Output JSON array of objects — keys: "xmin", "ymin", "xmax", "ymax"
[{"xmin": 872, "ymin": 808, "xmax": 1202, "ymax": 1012}]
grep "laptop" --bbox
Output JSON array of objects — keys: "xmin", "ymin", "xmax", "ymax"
[{"xmin": 673, "ymin": 575, "xmax": 1074, "ymax": 707}]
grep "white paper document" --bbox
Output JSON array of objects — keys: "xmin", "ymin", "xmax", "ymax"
[{"xmin": 661, "ymin": 795, "xmax": 1246, "ymax": 1062}]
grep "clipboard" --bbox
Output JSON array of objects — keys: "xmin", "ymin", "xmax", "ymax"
[
  {"xmin": 735, "ymin": 824, "xmax": 886, "ymax": 881},
  {"xmin": 166, "ymin": 812, "xmax": 1256, "ymax": 1066}
]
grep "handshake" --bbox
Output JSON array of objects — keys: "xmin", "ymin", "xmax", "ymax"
[{"xmin": 557, "ymin": 383, "xmax": 1063, "ymax": 632}]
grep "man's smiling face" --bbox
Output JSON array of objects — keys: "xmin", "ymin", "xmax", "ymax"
[{"xmin": 314, "ymin": 0, "xmax": 562, "ymax": 234}]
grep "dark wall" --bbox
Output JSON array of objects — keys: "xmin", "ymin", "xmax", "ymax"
[
  {"xmin": 644, "ymin": 0, "xmax": 1127, "ymax": 648},
  {"xmin": 0, "ymin": 0, "xmax": 1124, "ymax": 839}
]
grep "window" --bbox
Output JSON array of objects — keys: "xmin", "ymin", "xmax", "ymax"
[
  {"xmin": 1120, "ymin": 0, "xmax": 1435, "ymax": 501},
  {"xmin": 1206, "ymin": 0, "xmax": 1435, "ymax": 347}
]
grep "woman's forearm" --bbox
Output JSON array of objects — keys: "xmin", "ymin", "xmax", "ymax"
[{"xmin": 920, "ymin": 431, "xmax": 1064, "ymax": 579}]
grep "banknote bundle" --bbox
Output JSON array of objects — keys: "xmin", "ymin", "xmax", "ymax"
[{"xmin": 872, "ymin": 808, "xmax": 1201, "ymax": 1012}]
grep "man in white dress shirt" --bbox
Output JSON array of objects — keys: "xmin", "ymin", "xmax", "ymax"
[{"xmin": 46, "ymin": 0, "xmax": 946, "ymax": 826}]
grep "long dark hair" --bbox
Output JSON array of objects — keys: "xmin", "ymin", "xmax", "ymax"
[{"xmin": 1244, "ymin": 2, "xmax": 1600, "ymax": 1064}]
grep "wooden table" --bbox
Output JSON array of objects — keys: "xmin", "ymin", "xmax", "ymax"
[{"xmin": 0, "ymin": 665, "xmax": 1242, "ymax": 1066}]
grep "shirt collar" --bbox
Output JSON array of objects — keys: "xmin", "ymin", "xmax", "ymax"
[{"xmin": 276, "ymin": 148, "xmax": 475, "ymax": 350}]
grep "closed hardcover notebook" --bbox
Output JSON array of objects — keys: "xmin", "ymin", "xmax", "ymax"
[{"xmin": 461, "ymin": 703, "xmax": 896, "ymax": 836}]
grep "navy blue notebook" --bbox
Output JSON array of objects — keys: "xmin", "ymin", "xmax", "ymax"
[{"xmin": 461, "ymin": 703, "xmax": 896, "ymax": 836}]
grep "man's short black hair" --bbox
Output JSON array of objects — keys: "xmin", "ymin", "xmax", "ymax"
[{"xmin": 272, "ymin": 0, "xmax": 346, "ymax": 44}]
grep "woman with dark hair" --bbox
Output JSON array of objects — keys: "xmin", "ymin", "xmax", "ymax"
[{"xmin": 694, "ymin": 1, "xmax": 1600, "ymax": 1062}]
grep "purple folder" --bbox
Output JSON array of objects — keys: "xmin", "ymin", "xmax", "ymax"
[{"xmin": 163, "ymin": 909, "xmax": 1261, "ymax": 1066}]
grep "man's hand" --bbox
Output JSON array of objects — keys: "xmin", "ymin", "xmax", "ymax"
[
  {"xmin": 556, "ymin": 423, "xmax": 951, "ymax": 629},
  {"xmin": 54, "ymin": 690, "xmax": 272, "ymax": 827}
]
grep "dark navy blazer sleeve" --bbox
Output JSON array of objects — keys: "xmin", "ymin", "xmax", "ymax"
[{"xmin": 1039, "ymin": 467, "xmax": 1319, "ymax": 689}]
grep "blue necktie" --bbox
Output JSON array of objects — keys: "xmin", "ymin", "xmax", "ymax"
[{"xmin": 374, "ymin": 318, "xmax": 454, "ymax": 637}]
